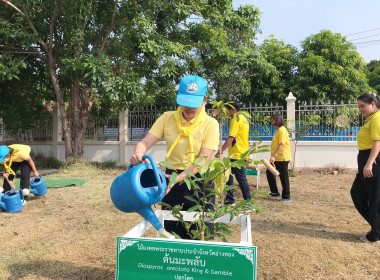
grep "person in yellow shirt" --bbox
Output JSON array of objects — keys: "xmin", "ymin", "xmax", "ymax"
[
  {"xmin": 215, "ymin": 102, "xmax": 250, "ymax": 205},
  {"xmin": 351, "ymin": 92, "xmax": 380, "ymax": 242},
  {"xmin": 0, "ymin": 144, "xmax": 40, "ymax": 198},
  {"xmin": 266, "ymin": 114, "xmax": 292, "ymax": 202},
  {"xmin": 129, "ymin": 75, "xmax": 219, "ymax": 238}
]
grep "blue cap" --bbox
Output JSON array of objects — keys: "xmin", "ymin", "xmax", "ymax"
[
  {"xmin": 0, "ymin": 145, "xmax": 10, "ymax": 163},
  {"xmin": 176, "ymin": 75, "xmax": 207, "ymax": 108}
]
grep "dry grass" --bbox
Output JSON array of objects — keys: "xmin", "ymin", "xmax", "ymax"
[{"xmin": 1, "ymin": 164, "xmax": 380, "ymax": 280}]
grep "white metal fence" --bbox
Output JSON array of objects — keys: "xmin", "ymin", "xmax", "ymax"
[{"xmin": 0, "ymin": 94, "xmax": 361, "ymax": 143}]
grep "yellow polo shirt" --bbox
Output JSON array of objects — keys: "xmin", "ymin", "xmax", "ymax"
[
  {"xmin": 228, "ymin": 113, "xmax": 249, "ymax": 160},
  {"xmin": 9, "ymin": 144, "xmax": 31, "ymax": 162},
  {"xmin": 271, "ymin": 126, "xmax": 291, "ymax": 161},
  {"xmin": 149, "ymin": 109, "xmax": 219, "ymax": 169},
  {"xmin": 357, "ymin": 111, "xmax": 380, "ymax": 150}
]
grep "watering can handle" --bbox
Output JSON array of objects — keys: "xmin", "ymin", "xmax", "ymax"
[
  {"xmin": 32, "ymin": 175, "xmax": 42, "ymax": 181},
  {"xmin": 5, "ymin": 188, "xmax": 25, "ymax": 204},
  {"xmin": 142, "ymin": 154, "xmax": 165, "ymax": 197}
]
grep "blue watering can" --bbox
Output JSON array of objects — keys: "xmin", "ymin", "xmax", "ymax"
[
  {"xmin": 110, "ymin": 154, "xmax": 167, "ymax": 231},
  {"xmin": 0, "ymin": 188, "xmax": 24, "ymax": 213},
  {"xmin": 29, "ymin": 176, "xmax": 48, "ymax": 196},
  {"xmin": 0, "ymin": 192, "xmax": 4, "ymax": 212}
]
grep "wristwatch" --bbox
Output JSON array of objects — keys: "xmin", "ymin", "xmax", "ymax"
[{"xmin": 274, "ymin": 154, "xmax": 278, "ymax": 158}]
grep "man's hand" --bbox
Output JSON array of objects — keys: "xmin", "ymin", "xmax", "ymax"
[
  {"xmin": 269, "ymin": 156, "xmax": 276, "ymax": 165},
  {"xmin": 363, "ymin": 163, "xmax": 373, "ymax": 178},
  {"xmin": 130, "ymin": 152, "xmax": 145, "ymax": 166}
]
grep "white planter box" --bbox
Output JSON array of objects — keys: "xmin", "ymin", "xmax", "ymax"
[{"xmin": 116, "ymin": 210, "xmax": 257, "ymax": 280}]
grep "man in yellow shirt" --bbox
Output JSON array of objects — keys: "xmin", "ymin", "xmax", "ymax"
[
  {"xmin": 215, "ymin": 102, "xmax": 250, "ymax": 205},
  {"xmin": 130, "ymin": 75, "xmax": 219, "ymax": 238},
  {"xmin": 0, "ymin": 144, "xmax": 40, "ymax": 198}
]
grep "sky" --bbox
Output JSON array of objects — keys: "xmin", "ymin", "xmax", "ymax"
[{"xmin": 233, "ymin": 0, "xmax": 380, "ymax": 63}]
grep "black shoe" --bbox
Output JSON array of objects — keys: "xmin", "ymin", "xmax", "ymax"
[{"xmin": 269, "ymin": 193, "xmax": 280, "ymax": 197}]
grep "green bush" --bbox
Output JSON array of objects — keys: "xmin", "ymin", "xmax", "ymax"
[
  {"xmin": 88, "ymin": 160, "xmax": 117, "ymax": 170},
  {"xmin": 35, "ymin": 152, "xmax": 62, "ymax": 169}
]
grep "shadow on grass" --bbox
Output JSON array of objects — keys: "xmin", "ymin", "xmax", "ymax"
[
  {"xmin": 7, "ymin": 260, "xmax": 114, "ymax": 280},
  {"xmin": 252, "ymin": 219, "xmax": 359, "ymax": 242}
]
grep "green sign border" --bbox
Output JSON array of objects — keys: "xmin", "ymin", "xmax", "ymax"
[{"xmin": 116, "ymin": 237, "xmax": 257, "ymax": 280}]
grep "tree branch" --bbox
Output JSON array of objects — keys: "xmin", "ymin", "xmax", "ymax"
[
  {"xmin": 0, "ymin": 45, "xmax": 44, "ymax": 58},
  {"xmin": 48, "ymin": 3, "xmax": 60, "ymax": 48},
  {"xmin": 99, "ymin": 0, "xmax": 121, "ymax": 53},
  {"xmin": 0, "ymin": 0, "xmax": 25, "ymax": 16},
  {"xmin": 21, "ymin": 8, "xmax": 48, "ymax": 50},
  {"xmin": 81, "ymin": 0, "xmax": 93, "ymax": 34},
  {"xmin": 1, "ymin": 1, "xmax": 49, "ymax": 51}
]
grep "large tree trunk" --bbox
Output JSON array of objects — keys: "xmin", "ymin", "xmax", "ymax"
[
  {"xmin": 47, "ymin": 56, "xmax": 93, "ymax": 159},
  {"xmin": 45, "ymin": 49, "xmax": 74, "ymax": 159},
  {"xmin": 47, "ymin": 51, "xmax": 92, "ymax": 159},
  {"xmin": 68, "ymin": 80, "xmax": 93, "ymax": 158}
]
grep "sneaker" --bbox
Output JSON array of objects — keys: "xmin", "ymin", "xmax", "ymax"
[
  {"xmin": 360, "ymin": 236, "xmax": 371, "ymax": 242},
  {"xmin": 279, "ymin": 198, "xmax": 292, "ymax": 202},
  {"xmin": 270, "ymin": 193, "xmax": 280, "ymax": 197},
  {"xmin": 360, "ymin": 234, "xmax": 380, "ymax": 243}
]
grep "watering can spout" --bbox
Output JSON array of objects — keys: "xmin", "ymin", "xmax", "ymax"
[
  {"xmin": 29, "ymin": 189, "xmax": 39, "ymax": 195},
  {"xmin": 29, "ymin": 189, "xmax": 38, "ymax": 195},
  {"xmin": 136, "ymin": 206, "xmax": 163, "ymax": 231},
  {"xmin": 0, "ymin": 202, "xmax": 5, "ymax": 211}
]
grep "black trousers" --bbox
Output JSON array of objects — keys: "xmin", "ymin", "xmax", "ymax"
[
  {"xmin": 161, "ymin": 169, "xmax": 214, "ymax": 239},
  {"xmin": 266, "ymin": 161, "xmax": 290, "ymax": 199},
  {"xmin": 225, "ymin": 160, "xmax": 251, "ymax": 204},
  {"xmin": 2, "ymin": 150, "xmax": 35, "ymax": 193},
  {"xmin": 351, "ymin": 150, "xmax": 380, "ymax": 242}
]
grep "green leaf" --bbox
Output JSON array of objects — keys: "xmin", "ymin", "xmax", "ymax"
[
  {"xmin": 194, "ymin": 158, "xmax": 203, "ymax": 166},
  {"xmin": 159, "ymin": 161, "xmax": 176, "ymax": 170},
  {"xmin": 184, "ymin": 195, "xmax": 198, "ymax": 203},
  {"xmin": 183, "ymin": 177, "xmax": 192, "ymax": 190},
  {"xmin": 222, "ymin": 157, "xmax": 230, "ymax": 167},
  {"xmin": 168, "ymin": 173, "xmax": 177, "ymax": 189},
  {"xmin": 187, "ymin": 205, "xmax": 203, "ymax": 212},
  {"xmin": 199, "ymin": 164, "xmax": 209, "ymax": 174}
]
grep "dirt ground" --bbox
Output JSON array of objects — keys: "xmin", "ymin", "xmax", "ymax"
[{"xmin": 1, "ymin": 164, "xmax": 380, "ymax": 280}]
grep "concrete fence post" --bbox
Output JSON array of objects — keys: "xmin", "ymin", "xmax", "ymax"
[
  {"xmin": 285, "ymin": 92, "xmax": 297, "ymax": 138},
  {"xmin": 285, "ymin": 92, "xmax": 297, "ymax": 166},
  {"xmin": 119, "ymin": 109, "xmax": 128, "ymax": 165}
]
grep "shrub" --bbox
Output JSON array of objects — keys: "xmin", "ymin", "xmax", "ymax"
[{"xmin": 35, "ymin": 152, "xmax": 62, "ymax": 169}]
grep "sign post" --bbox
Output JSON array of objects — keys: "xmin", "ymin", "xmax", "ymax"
[{"xmin": 115, "ymin": 211, "xmax": 257, "ymax": 280}]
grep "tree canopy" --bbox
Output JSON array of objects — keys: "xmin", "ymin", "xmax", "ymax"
[
  {"xmin": 294, "ymin": 30, "xmax": 370, "ymax": 102},
  {"xmin": 0, "ymin": 0, "xmax": 263, "ymax": 158},
  {"xmin": 0, "ymin": 2, "xmax": 377, "ymax": 156},
  {"xmin": 368, "ymin": 66, "xmax": 380, "ymax": 93},
  {"xmin": 367, "ymin": 60, "xmax": 380, "ymax": 72},
  {"xmin": 245, "ymin": 37, "xmax": 297, "ymax": 105}
]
